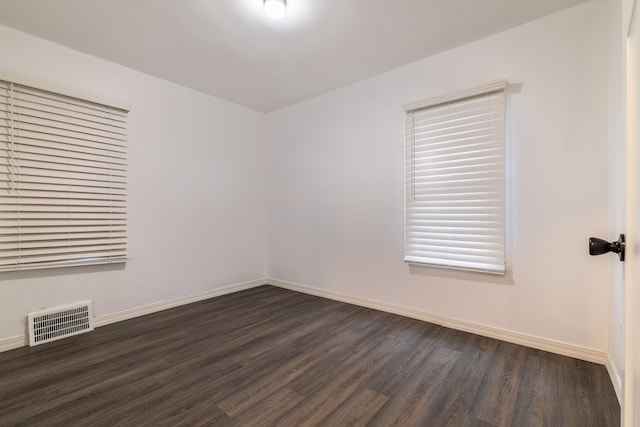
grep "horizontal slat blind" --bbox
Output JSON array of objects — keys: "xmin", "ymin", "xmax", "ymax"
[
  {"xmin": 404, "ymin": 83, "xmax": 506, "ymax": 274},
  {"xmin": 0, "ymin": 77, "xmax": 128, "ymax": 271}
]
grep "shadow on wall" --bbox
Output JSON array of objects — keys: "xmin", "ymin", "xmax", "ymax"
[
  {"xmin": 0, "ymin": 262, "xmax": 126, "ymax": 283},
  {"xmin": 407, "ymin": 263, "xmax": 515, "ymax": 286}
]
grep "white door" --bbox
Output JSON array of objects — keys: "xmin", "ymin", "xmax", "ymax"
[{"xmin": 625, "ymin": 0, "xmax": 640, "ymax": 425}]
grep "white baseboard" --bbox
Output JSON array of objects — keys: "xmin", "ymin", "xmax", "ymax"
[
  {"xmin": 0, "ymin": 335, "xmax": 27, "ymax": 353},
  {"xmin": 268, "ymin": 278, "xmax": 609, "ymax": 365},
  {"xmin": 95, "ymin": 278, "xmax": 269, "ymax": 327},
  {"xmin": 0, "ymin": 278, "xmax": 269, "ymax": 353},
  {"xmin": 606, "ymin": 353, "xmax": 623, "ymax": 405},
  {"xmin": 0, "ymin": 276, "xmax": 611, "ymax": 369}
]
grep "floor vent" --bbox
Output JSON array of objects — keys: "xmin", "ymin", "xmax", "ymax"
[{"xmin": 28, "ymin": 301, "xmax": 94, "ymax": 346}]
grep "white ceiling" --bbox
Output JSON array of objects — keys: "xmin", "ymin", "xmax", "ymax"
[{"xmin": 0, "ymin": 0, "xmax": 588, "ymax": 112}]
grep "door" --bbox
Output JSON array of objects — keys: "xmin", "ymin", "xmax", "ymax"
[{"xmin": 625, "ymin": 0, "xmax": 640, "ymax": 425}]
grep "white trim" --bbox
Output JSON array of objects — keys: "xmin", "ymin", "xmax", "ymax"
[
  {"xmin": 404, "ymin": 259, "xmax": 505, "ymax": 276},
  {"xmin": 606, "ymin": 352, "xmax": 623, "ymax": 405},
  {"xmin": 0, "ymin": 335, "xmax": 27, "ymax": 353},
  {"xmin": 0, "ymin": 276, "xmax": 611, "ymax": 367},
  {"xmin": 403, "ymin": 80, "xmax": 506, "ymax": 112},
  {"xmin": 0, "ymin": 70, "xmax": 130, "ymax": 111},
  {"xmin": 95, "ymin": 278, "xmax": 269, "ymax": 327},
  {"xmin": 268, "ymin": 278, "xmax": 608, "ymax": 365},
  {"xmin": 625, "ymin": 0, "xmax": 637, "ymax": 36},
  {"xmin": 270, "ymin": 278, "xmax": 443, "ymax": 324},
  {"xmin": 0, "ymin": 278, "xmax": 269, "ymax": 353}
]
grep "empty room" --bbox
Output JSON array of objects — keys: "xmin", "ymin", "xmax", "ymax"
[{"xmin": 0, "ymin": 0, "xmax": 638, "ymax": 425}]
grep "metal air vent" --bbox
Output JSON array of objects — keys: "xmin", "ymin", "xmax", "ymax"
[{"xmin": 28, "ymin": 301, "xmax": 94, "ymax": 346}]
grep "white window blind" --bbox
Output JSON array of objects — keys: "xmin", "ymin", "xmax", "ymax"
[
  {"xmin": 404, "ymin": 81, "xmax": 506, "ymax": 274},
  {"xmin": 0, "ymin": 75, "xmax": 128, "ymax": 271}
]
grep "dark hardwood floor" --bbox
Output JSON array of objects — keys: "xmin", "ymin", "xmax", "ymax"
[{"xmin": 0, "ymin": 285, "xmax": 619, "ymax": 426}]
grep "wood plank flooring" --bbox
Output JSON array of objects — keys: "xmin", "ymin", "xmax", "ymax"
[{"xmin": 0, "ymin": 285, "xmax": 620, "ymax": 426}]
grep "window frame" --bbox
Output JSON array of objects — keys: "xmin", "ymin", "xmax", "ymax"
[
  {"xmin": 403, "ymin": 81, "xmax": 507, "ymax": 275},
  {"xmin": 0, "ymin": 71, "xmax": 129, "ymax": 272}
]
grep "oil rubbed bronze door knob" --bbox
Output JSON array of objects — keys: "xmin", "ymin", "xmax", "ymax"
[{"xmin": 589, "ymin": 234, "xmax": 625, "ymax": 261}]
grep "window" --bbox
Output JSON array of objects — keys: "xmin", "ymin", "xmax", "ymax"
[
  {"xmin": 404, "ymin": 81, "xmax": 506, "ymax": 274},
  {"xmin": 0, "ymin": 73, "xmax": 129, "ymax": 271}
]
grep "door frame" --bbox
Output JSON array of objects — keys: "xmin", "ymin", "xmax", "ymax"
[{"xmin": 624, "ymin": 0, "xmax": 639, "ymax": 425}]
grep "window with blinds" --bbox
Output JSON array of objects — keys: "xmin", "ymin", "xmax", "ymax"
[
  {"xmin": 0, "ymin": 74, "xmax": 128, "ymax": 271},
  {"xmin": 404, "ymin": 81, "xmax": 506, "ymax": 274}
]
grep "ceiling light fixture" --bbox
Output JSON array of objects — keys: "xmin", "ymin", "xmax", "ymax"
[{"xmin": 264, "ymin": 0, "xmax": 286, "ymax": 20}]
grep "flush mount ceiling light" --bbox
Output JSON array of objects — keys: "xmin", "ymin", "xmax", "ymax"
[{"xmin": 264, "ymin": 0, "xmax": 286, "ymax": 19}]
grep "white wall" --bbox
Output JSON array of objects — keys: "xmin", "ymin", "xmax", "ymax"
[
  {"xmin": 268, "ymin": 1, "xmax": 610, "ymax": 350},
  {"xmin": 0, "ymin": 25, "xmax": 269, "ymax": 341},
  {"xmin": 0, "ymin": 2, "xmax": 612, "ymax": 358}
]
